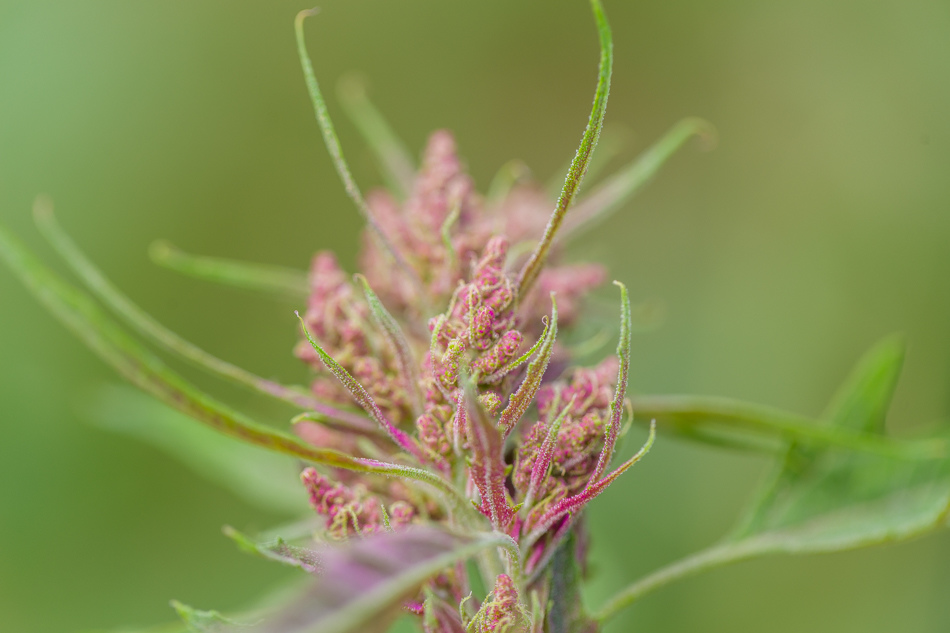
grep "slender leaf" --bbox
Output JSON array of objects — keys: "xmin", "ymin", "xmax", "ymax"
[
  {"xmin": 149, "ymin": 240, "xmax": 309, "ymax": 299},
  {"xmin": 296, "ymin": 312, "xmax": 427, "ymax": 463},
  {"xmin": 588, "ymin": 280, "xmax": 631, "ymax": 482},
  {"xmin": 295, "ymin": 9, "xmax": 422, "ymax": 292},
  {"xmin": 464, "ymin": 378, "xmax": 514, "ymax": 530},
  {"xmin": 498, "ymin": 297, "xmax": 558, "ymax": 437},
  {"xmin": 631, "ymin": 393, "xmax": 946, "ymax": 459},
  {"xmin": 0, "ymin": 223, "xmax": 459, "ymax": 500},
  {"xmin": 355, "ymin": 274, "xmax": 424, "ymax": 417},
  {"xmin": 172, "ymin": 602, "xmax": 254, "ymax": 632},
  {"xmin": 33, "ymin": 201, "xmax": 369, "ymax": 429},
  {"xmin": 336, "ymin": 74, "xmax": 416, "ymax": 200},
  {"xmin": 223, "ymin": 525, "xmax": 320, "ymax": 572},
  {"xmin": 242, "ymin": 527, "xmax": 514, "ymax": 633},
  {"xmin": 516, "ymin": 0, "xmax": 613, "ymax": 298},
  {"xmin": 563, "ymin": 117, "xmax": 714, "ymax": 241}
]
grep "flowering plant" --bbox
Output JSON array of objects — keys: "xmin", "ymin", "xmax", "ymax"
[{"xmin": 2, "ymin": 1, "xmax": 949, "ymax": 632}]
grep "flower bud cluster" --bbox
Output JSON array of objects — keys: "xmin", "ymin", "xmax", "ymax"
[{"xmin": 514, "ymin": 358, "xmax": 620, "ymax": 532}]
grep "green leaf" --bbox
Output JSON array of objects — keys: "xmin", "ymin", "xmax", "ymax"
[
  {"xmin": 516, "ymin": 0, "xmax": 613, "ymax": 298},
  {"xmin": 563, "ymin": 117, "xmax": 715, "ymax": 242},
  {"xmin": 336, "ymin": 74, "xmax": 416, "ymax": 200},
  {"xmin": 149, "ymin": 240, "xmax": 309, "ymax": 299},
  {"xmin": 222, "ymin": 524, "xmax": 320, "ymax": 572},
  {"xmin": 83, "ymin": 384, "xmax": 309, "ymax": 515},
  {"xmin": 171, "ymin": 602, "xmax": 254, "ymax": 632},
  {"xmin": 0, "ymin": 221, "xmax": 461, "ymax": 500},
  {"xmin": 243, "ymin": 527, "xmax": 515, "ymax": 633},
  {"xmin": 596, "ymin": 338, "xmax": 950, "ymax": 623},
  {"xmin": 33, "ymin": 201, "xmax": 369, "ymax": 429},
  {"xmin": 729, "ymin": 336, "xmax": 950, "ymax": 547},
  {"xmin": 295, "ymin": 9, "xmax": 422, "ymax": 293}
]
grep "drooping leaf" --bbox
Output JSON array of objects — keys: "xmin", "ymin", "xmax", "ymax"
[
  {"xmin": 33, "ymin": 201, "xmax": 368, "ymax": 429},
  {"xmin": 595, "ymin": 337, "xmax": 950, "ymax": 623},
  {"xmin": 83, "ymin": 384, "xmax": 309, "ymax": 515},
  {"xmin": 516, "ymin": 0, "xmax": 613, "ymax": 298},
  {"xmin": 0, "ymin": 223, "xmax": 459, "ymax": 501},
  {"xmin": 241, "ymin": 527, "xmax": 514, "ymax": 633},
  {"xmin": 148, "ymin": 240, "xmax": 309, "ymax": 299}
]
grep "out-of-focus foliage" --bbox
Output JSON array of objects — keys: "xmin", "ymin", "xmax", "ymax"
[{"xmin": 2, "ymin": 0, "xmax": 950, "ymax": 632}]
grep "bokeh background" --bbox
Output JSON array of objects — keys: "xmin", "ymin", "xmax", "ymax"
[{"xmin": 2, "ymin": 0, "xmax": 950, "ymax": 631}]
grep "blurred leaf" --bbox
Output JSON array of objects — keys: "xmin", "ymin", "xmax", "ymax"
[
  {"xmin": 34, "ymin": 202, "xmax": 365, "ymax": 422},
  {"xmin": 223, "ymin": 524, "xmax": 320, "ymax": 572},
  {"xmin": 336, "ymin": 73, "xmax": 416, "ymax": 200},
  {"xmin": 0, "ymin": 222, "xmax": 463, "ymax": 499},
  {"xmin": 596, "ymin": 337, "xmax": 950, "ymax": 622},
  {"xmin": 171, "ymin": 601, "xmax": 254, "ymax": 632},
  {"xmin": 729, "ymin": 336, "xmax": 950, "ymax": 549},
  {"xmin": 82, "ymin": 384, "xmax": 309, "ymax": 515},
  {"xmin": 243, "ymin": 527, "xmax": 513, "ymax": 633},
  {"xmin": 149, "ymin": 240, "xmax": 309, "ymax": 299}
]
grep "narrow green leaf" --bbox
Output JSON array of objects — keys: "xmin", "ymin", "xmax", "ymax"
[
  {"xmin": 498, "ymin": 296, "xmax": 558, "ymax": 437},
  {"xmin": 588, "ymin": 280, "xmax": 631, "ymax": 482},
  {"xmin": 33, "ymin": 201, "xmax": 369, "ymax": 429},
  {"xmin": 336, "ymin": 74, "xmax": 416, "ymax": 200},
  {"xmin": 563, "ymin": 117, "xmax": 715, "ymax": 241},
  {"xmin": 544, "ymin": 125, "xmax": 628, "ymax": 200},
  {"xmin": 487, "ymin": 159, "xmax": 532, "ymax": 205},
  {"xmin": 83, "ymin": 384, "xmax": 309, "ymax": 515},
  {"xmin": 820, "ymin": 333, "xmax": 904, "ymax": 433},
  {"xmin": 149, "ymin": 240, "xmax": 309, "ymax": 299},
  {"xmin": 295, "ymin": 10, "xmax": 422, "ymax": 293},
  {"xmin": 516, "ymin": 0, "xmax": 613, "ymax": 299},
  {"xmin": 244, "ymin": 527, "xmax": 514, "ymax": 633},
  {"xmin": 295, "ymin": 311, "xmax": 427, "ymax": 463},
  {"xmin": 223, "ymin": 525, "xmax": 320, "ymax": 572},
  {"xmin": 0, "ymin": 222, "xmax": 459, "ymax": 500},
  {"xmin": 355, "ymin": 274, "xmax": 424, "ymax": 417},
  {"xmin": 171, "ymin": 601, "xmax": 254, "ymax": 632}
]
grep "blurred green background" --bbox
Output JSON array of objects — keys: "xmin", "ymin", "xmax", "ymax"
[{"xmin": 2, "ymin": 0, "xmax": 949, "ymax": 631}]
